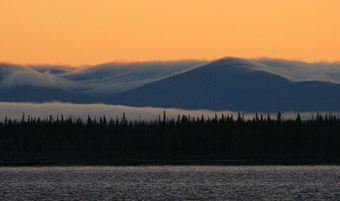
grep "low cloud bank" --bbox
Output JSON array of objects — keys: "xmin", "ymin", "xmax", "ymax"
[
  {"xmin": 28, "ymin": 65, "xmax": 76, "ymax": 74},
  {"xmin": 0, "ymin": 102, "xmax": 338, "ymax": 122},
  {"xmin": 1, "ymin": 58, "xmax": 340, "ymax": 95},
  {"xmin": 253, "ymin": 58, "xmax": 340, "ymax": 84},
  {"xmin": 61, "ymin": 60, "xmax": 208, "ymax": 93},
  {"xmin": 0, "ymin": 68, "xmax": 79, "ymax": 90},
  {"xmin": 0, "ymin": 60, "xmax": 208, "ymax": 94}
]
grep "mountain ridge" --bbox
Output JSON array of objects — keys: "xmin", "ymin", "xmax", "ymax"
[
  {"xmin": 109, "ymin": 58, "xmax": 340, "ymax": 112},
  {"xmin": 1, "ymin": 57, "xmax": 340, "ymax": 112}
]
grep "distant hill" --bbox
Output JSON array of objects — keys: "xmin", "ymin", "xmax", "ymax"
[
  {"xmin": 110, "ymin": 58, "xmax": 340, "ymax": 112},
  {"xmin": 1, "ymin": 58, "xmax": 340, "ymax": 112},
  {"xmin": 0, "ymin": 60, "xmax": 206, "ymax": 95}
]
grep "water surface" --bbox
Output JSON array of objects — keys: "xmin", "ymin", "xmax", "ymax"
[{"xmin": 1, "ymin": 165, "xmax": 340, "ymax": 200}]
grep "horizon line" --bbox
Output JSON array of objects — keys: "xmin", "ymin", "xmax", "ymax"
[{"xmin": 1, "ymin": 56, "xmax": 340, "ymax": 68}]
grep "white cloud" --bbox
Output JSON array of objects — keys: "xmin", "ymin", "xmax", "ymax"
[
  {"xmin": 0, "ymin": 60, "xmax": 208, "ymax": 93},
  {"xmin": 0, "ymin": 102, "xmax": 337, "ymax": 121},
  {"xmin": 0, "ymin": 67, "xmax": 79, "ymax": 90},
  {"xmin": 1, "ymin": 58, "xmax": 340, "ymax": 95},
  {"xmin": 252, "ymin": 58, "xmax": 340, "ymax": 84},
  {"xmin": 62, "ymin": 60, "xmax": 208, "ymax": 94}
]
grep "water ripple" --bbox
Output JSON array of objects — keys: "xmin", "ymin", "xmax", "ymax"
[{"xmin": 0, "ymin": 165, "xmax": 340, "ymax": 200}]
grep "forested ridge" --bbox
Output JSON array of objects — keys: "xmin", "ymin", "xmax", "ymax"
[{"xmin": 1, "ymin": 112, "xmax": 340, "ymax": 163}]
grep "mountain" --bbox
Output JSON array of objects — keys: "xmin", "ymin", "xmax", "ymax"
[
  {"xmin": 110, "ymin": 58, "xmax": 340, "ymax": 112},
  {"xmin": 1, "ymin": 58, "xmax": 340, "ymax": 112},
  {"xmin": 61, "ymin": 60, "xmax": 207, "ymax": 93},
  {"xmin": 63, "ymin": 60, "xmax": 206, "ymax": 81},
  {"xmin": 0, "ymin": 60, "xmax": 207, "ymax": 96},
  {"xmin": 0, "ymin": 60, "xmax": 207, "ymax": 102}
]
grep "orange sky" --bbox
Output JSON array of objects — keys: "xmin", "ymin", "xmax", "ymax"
[{"xmin": 1, "ymin": 0, "xmax": 340, "ymax": 66}]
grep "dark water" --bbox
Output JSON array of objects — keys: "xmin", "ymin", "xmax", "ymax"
[{"xmin": 1, "ymin": 165, "xmax": 340, "ymax": 200}]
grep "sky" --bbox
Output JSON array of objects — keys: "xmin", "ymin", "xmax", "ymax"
[{"xmin": 1, "ymin": 0, "xmax": 340, "ymax": 66}]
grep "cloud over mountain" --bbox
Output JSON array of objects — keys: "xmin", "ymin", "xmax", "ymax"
[
  {"xmin": 1, "ymin": 57, "xmax": 340, "ymax": 112},
  {"xmin": 2, "ymin": 58, "xmax": 340, "ymax": 93},
  {"xmin": 109, "ymin": 58, "xmax": 340, "ymax": 112},
  {"xmin": 252, "ymin": 58, "xmax": 340, "ymax": 84},
  {"xmin": 62, "ymin": 60, "xmax": 208, "ymax": 93},
  {"xmin": 0, "ymin": 66, "xmax": 78, "ymax": 90},
  {"xmin": 0, "ymin": 60, "xmax": 207, "ymax": 94}
]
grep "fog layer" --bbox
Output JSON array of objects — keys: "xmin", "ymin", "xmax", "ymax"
[{"xmin": 0, "ymin": 102, "xmax": 337, "ymax": 121}]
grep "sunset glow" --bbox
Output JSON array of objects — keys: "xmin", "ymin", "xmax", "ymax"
[{"xmin": 1, "ymin": 0, "xmax": 340, "ymax": 66}]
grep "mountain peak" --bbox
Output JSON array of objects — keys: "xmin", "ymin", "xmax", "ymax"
[{"xmin": 205, "ymin": 57, "xmax": 265, "ymax": 71}]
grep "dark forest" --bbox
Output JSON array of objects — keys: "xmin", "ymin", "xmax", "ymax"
[{"xmin": 1, "ymin": 112, "xmax": 340, "ymax": 164}]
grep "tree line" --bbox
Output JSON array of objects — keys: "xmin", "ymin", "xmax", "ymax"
[{"xmin": 1, "ymin": 112, "xmax": 340, "ymax": 162}]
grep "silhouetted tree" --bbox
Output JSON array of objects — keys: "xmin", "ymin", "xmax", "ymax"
[{"xmin": 1, "ymin": 112, "xmax": 340, "ymax": 162}]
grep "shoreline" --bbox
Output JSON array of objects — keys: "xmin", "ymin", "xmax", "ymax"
[{"xmin": 2, "ymin": 160, "xmax": 340, "ymax": 167}]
